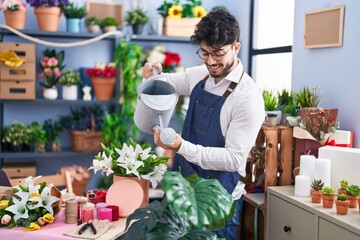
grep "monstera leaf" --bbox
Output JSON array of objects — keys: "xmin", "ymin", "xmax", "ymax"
[{"xmin": 120, "ymin": 171, "xmax": 233, "ymax": 240}]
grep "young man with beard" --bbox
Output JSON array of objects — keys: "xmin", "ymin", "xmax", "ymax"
[{"xmin": 141, "ymin": 9, "xmax": 264, "ymax": 239}]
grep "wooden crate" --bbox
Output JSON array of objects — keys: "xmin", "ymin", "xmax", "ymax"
[
  {"xmin": 163, "ymin": 17, "xmax": 201, "ymax": 37},
  {"xmin": 240, "ymin": 125, "xmax": 294, "ymax": 240},
  {"xmin": 2, "ymin": 163, "xmax": 36, "ymax": 179}
]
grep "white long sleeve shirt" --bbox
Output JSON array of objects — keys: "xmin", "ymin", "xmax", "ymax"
[{"xmin": 166, "ymin": 60, "xmax": 265, "ymax": 200}]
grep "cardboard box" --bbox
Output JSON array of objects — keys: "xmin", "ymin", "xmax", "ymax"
[
  {"xmin": 0, "ymin": 79, "xmax": 35, "ymax": 99},
  {"xmin": 0, "ymin": 42, "xmax": 36, "ymax": 62},
  {"xmin": 163, "ymin": 17, "xmax": 201, "ymax": 37},
  {"xmin": 0, "ymin": 62, "xmax": 36, "ymax": 81},
  {"xmin": 318, "ymin": 146, "xmax": 360, "ymax": 190},
  {"xmin": 2, "ymin": 163, "xmax": 36, "ymax": 179}
]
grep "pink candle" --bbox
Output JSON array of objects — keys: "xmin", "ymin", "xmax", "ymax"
[
  {"xmin": 82, "ymin": 203, "xmax": 94, "ymax": 223},
  {"xmin": 95, "ymin": 202, "xmax": 108, "ymax": 219},
  {"xmin": 98, "ymin": 208, "xmax": 112, "ymax": 221}
]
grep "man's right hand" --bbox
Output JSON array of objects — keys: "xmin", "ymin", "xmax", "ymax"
[{"xmin": 142, "ymin": 62, "xmax": 162, "ymax": 79}]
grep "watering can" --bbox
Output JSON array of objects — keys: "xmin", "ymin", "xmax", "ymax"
[{"xmin": 134, "ymin": 70, "xmax": 178, "ymax": 144}]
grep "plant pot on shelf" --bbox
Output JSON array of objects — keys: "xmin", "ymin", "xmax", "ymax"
[
  {"xmin": 66, "ymin": 18, "xmax": 81, "ymax": 33},
  {"xmin": 62, "ymin": 85, "xmax": 78, "ymax": 100},
  {"xmin": 266, "ymin": 116, "xmax": 278, "ymax": 127},
  {"xmin": 34, "ymin": 143, "xmax": 45, "ymax": 153},
  {"xmin": 87, "ymin": 24, "xmax": 100, "ymax": 33},
  {"xmin": 102, "ymin": 26, "xmax": 117, "ymax": 33},
  {"xmin": 310, "ymin": 189, "xmax": 322, "ymax": 203},
  {"xmin": 43, "ymin": 87, "xmax": 58, "ymax": 100},
  {"xmin": 132, "ymin": 24, "xmax": 144, "ymax": 35},
  {"xmin": 4, "ymin": 10, "xmax": 26, "ymax": 30},
  {"xmin": 322, "ymin": 195, "xmax": 336, "ymax": 208},
  {"xmin": 34, "ymin": 7, "xmax": 61, "ymax": 32},
  {"xmin": 347, "ymin": 195, "xmax": 359, "ymax": 208},
  {"xmin": 335, "ymin": 200, "xmax": 350, "ymax": 215},
  {"xmin": 91, "ymin": 77, "xmax": 115, "ymax": 100}
]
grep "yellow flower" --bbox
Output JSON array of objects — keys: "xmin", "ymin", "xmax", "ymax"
[
  {"xmin": 0, "ymin": 200, "xmax": 9, "ymax": 209},
  {"xmin": 168, "ymin": 5, "xmax": 183, "ymax": 18},
  {"xmin": 192, "ymin": 6, "xmax": 207, "ymax": 18},
  {"xmin": 43, "ymin": 213, "xmax": 54, "ymax": 223},
  {"xmin": 25, "ymin": 222, "xmax": 40, "ymax": 231}
]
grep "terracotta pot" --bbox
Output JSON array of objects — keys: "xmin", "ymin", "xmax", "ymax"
[
  {"xmin": 34, "ymin": 7, "xmax": 61, "ymax": 32},
  {"xmin": 338, "ymin": 189, "xmax": 346, "ymax": 195},
  {"xmin": 91, "ymin": 77, "xmax": 115, "ymax": 100},
  {"xmin": 106, "ymin": 175, "xmax": 149, "ymax": 217},
  {"xmin": 4, "ymin": 10, "xmax": 26, "ymax": 30},
  {"xmin": 358, "ymin": 198, "xmax": 360, "ymax": 213},
  {"xmin": 347, "ymin": 195, "xmax": 359, "ymax": 208},
  {"xmin": 322, "ymin": 194, "xmax": 336, "ymax": 208},
  {"xmin": 310, "ymin": 189, "xmax": 322, "ymax": 203},
  {"xmin": 335, "ymin": 200, "xmax": 349, "ymax": 215}
]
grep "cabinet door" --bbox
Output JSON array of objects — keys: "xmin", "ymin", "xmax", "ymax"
[
  {"xmin": 319, "ymin": 218, "xmax": 359, "ymax": 240},
  {"xmin": 267, "ymin": 195, "xmax": 316, "ymax": 240}
]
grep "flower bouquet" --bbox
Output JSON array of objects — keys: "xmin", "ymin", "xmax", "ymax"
[
  {"xmin": 144, "ymin": 45, "xmax": 182, "ymax": 73},
  {"xmin": 39, "ymin": 48, "xmax": 65, "ymax": 89},
  {"xmin": 0, "ymin": 0, "xmax": 27, "ymax": 30},
  {"xmin": 0, "ymin": 176, "xmax": 60, "ymax": 231},
  {"xmin": 88, "ymin": 138, "xmax": 169, "ymax": 188}
]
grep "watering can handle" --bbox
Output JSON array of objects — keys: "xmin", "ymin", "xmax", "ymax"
[{"xmin": 152, "ymin": 67, "xmax": 160, "ymax": 77}]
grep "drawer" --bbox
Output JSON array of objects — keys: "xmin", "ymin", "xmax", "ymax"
[
  {"xmin": 267, "ymin": 195, "xmax": 316, "ymax": 240},
  {"xmin": 319, "ymin": 218, "xmax": 359, "ymax": 240},
  {"xmin": 2, "ymin": 164, "xmax": 36, "ymax": 179}
]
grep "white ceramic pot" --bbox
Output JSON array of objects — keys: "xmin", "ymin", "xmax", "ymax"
[
  {"xmin": 87, "ymin": 24, "xmax": 100, "ymax": 33},
  {"xmin": 43, "ymin": 87, "xmax": 58, "ymax": 100},
  {"xmin": 265, "ymin": 110, "xmax": 282, "ymax": 125},
  {"xmin": 102, "ymin": 26, "xmax": 117, "ymax": 33},
  {"xmin": 62, "ymin": 85, "xmax": 78, "ymax": 100}
]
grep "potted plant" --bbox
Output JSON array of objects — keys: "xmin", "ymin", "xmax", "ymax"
[
  {"xmin": 39, "ymin": 48, "xmax": 65, "ymax": 100},
  {"xmin": 296, "ymin": 86, "xmax": 321, "ymax": 109},
  {"xmin": 321, "ymin": 186, "xmax": 336, "ymax": 208},
  {"xmin": 30, "ymin": 121, "xmax": 47, "ymax": 153},
  {"xmin": 345, "ymin": 184, "xmax": 360, "ymax": 208},
  {"xmin": 263, "ymin": 89, "xmax": 281, "ymax": 125},
  {"xmin": 338, "ymin": 179, "xmax": 348, "ymax": 194},
  {"xmin": 119, "ymin": 171, "xmax": 234, "ymax": 239},
  {"xmin": 59, "ymin": 69, "xmax": 82, "ymax": 100},
  {"xmin": 43, "ymin": 119, "xmax": 62, "ymax": 152},
  {"xmin": 284, "ymin": 99, "xmax": 300, "ymax": 126},
  {"xmin": 85, "ymin": 16, "xmax": 101, "ymax": 33},
  {"xmin": 310, "ymin": 179, "xmax": 324, "ymax": 203},
  {"xmin": 0, "ymin": 0, "xmax": 27, "ymax": 30},
  {"xmin": 125, "ymin": 7, "xmax": 149, "ymax": 35},
  {"xmin": 335, "ymin": 194, "xmax": 350, "ymax": 215},
  {"xmin": 26, "ymin": 0, "xmax": 69, "ymax": 32},
  {"xmin": 101, "ymin": 113, "xmax": 125, "ymax": 145},
  {"xmin": 62, "ymin": 2, "xmax": 86, "ymax": 33},
  {"xmin": 85, "ymin": 62, "xmax": 117, "ymax": 100},
  {"xmin": 100, "ymin": 17, "xmax": 118, "ymax": 33},
  {"xmin": 2, "ymin": 121, "xmax": 32, "ymax": 152}
]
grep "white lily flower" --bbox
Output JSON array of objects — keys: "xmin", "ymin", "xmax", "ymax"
[
  {"xmin": 28, "ymin": 186, "xmax": 59, "ymax": 216},
  {"xmin": 141, "ymin": 164, "xmax": 167, "ymax": 188},
  {"xmin": 117, "ymin": 157, "xmax": 144, "ymax": 178},
  {"xmin": 6, "ymin": 195, "xmax": 29, "ymax": 221},
  {"xmin": 88, "ymin": 152, "xmax": 114, "ymax": 176}
]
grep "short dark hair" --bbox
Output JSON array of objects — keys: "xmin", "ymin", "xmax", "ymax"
[{"xmin": 190, "ymin": 9, "xmax": 240, "ymax": 47}]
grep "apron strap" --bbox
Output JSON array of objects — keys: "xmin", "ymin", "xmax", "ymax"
[{"xmin": 222, "ymin": 70, "xmax": 245, "ymax": 98}]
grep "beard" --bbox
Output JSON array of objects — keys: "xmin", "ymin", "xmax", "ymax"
[{"xmin": 207, "ymin": 58, "xmax": 235, "ymax": 79}]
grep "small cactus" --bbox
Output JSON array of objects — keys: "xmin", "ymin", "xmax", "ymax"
[
  {"xmin": 311, "ymin": 179, "xmax": 324, "ymax": 191},
  {"xmin": 340, "ymin": 179, "xmax": 348, "ymax": 190},
  {"xmin": 322, "ymin": 186, "xmax": 335, "ymax": 195},
  {"xmin": 337, "ymin": 194, "xmax": 347, "ymax": 201}
]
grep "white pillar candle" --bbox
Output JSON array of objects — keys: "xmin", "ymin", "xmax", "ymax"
[
  {"xmin": 300, "ymin": 155, "xmax": 316, "ymax": 180},
  {"xmin": 315, "ymin": 158, "xmax": 331, "ymax": 187},
  {"xmin": 295, "ymin": 175, "xmax": 311, "ymax": 197}
]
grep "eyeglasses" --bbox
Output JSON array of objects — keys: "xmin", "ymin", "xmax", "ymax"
[{"xmin": 196, "ymin": 45, "xmax": 233, "ymax": 61}]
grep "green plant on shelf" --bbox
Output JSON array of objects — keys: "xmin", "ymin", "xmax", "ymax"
[
  {"xmin": 59, "ymin": 70, "xmax": 82, "ymax": 86},
  {"xmin": 345, "ymin": 185, "xmax": 360, "ymax": 197},
  {"xmin": 322, "ymin": 186, "xmax": 335, "ymax": 196},
  {"xmin": 340, "ymin": 179, "xmax": 348, "ymax": 191},
  {"xmin": 262, "ymin": 89, "xmax": 278, "ymax": 111},
  {"xmin": 2, "ymin": 121, "xmax": 32, "ymax": 146},
  {"xmin": 43, "ymin": 119, "xmax": 63, "ymax": 144},
  {"xmin": 85, "ymin": 16, "xmax": 101, "ymax": 27},
  {"xmin": 311, "ymin": 179, "xmax": 324, "ymax": 191},
  {"xmin": 296, "ymin": 86, "xmax": 321, "ymax": 108},
  {"xmin": 337, "ymin": 193, "xmax": 347, "ymax": 201},
  {"xmin": 62, "ymin": 3, "xmax": 86, "ymax": 19},
  {"xmin": 30, "ymin": 121, "xmax": 47, "ymax": 144},
  {"xmin": 100, "ymin": 17, "xmax": 118, "ymax": 28},
  {"xmin": 125, "ymin": 7, "xmax": 149, "ymax": 26}
]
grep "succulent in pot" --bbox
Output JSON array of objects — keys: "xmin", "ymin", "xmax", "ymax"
[
  {"xmin": 321, "ymin": 186, "xmax": 336, "ymax": 208},
  {"xmin": 338, "ymin": 179, "xmax": 348, "ymax": 194},
  {"xmin": 335, "ymin": 194, "xmax": 350, "ymax": 215},
  {"xmin": 310, "ymin": 179, "xmax": 324, "ymax": 203},
  {"xmin": 345, "ymin": 184, "xmax": 360, "ymax": 208},
  {"xmin": 100, "ymin": 17, "xmax": 118, "ymax": 33},
  {"xmin": 85, "ymin": 16, "xmax": 101, "ymax": 33},
  {"xmin": 263, "ymin": 89, "xmax": 281, "ymax": 125}
]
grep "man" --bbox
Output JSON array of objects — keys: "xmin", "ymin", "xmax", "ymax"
[{"xmin": 142, "ymin": 9, "xmax": 264, "ymax": 239}]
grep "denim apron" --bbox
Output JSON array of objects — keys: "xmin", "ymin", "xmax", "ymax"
[{"xmin": 172, "ymin": 73, "xmax": 244, "ymax": 240}]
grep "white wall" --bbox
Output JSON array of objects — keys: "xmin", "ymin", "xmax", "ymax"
[{"xmin": 292, "ymin": 0, "xmax": 360, "ymax": 147}]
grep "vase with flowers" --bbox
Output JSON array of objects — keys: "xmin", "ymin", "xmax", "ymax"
[
  {"xmin": 88, "ymin": 138, "xmax": 169, "ymax": 217},
  {"xmin": 0, "ymin": 0, "xmax": 27, "ymax": 30},
  {"xmin": 85, "ymin": 62, "xmax": 117, "ymax": 100},
  {"xmin": 157, "ymin": 0, "xmax": 207, "ymax": 37},
  {"xmin": 39, "ymin": 48, "xmax": 65, "ymax": 100},
  {"xmin": 0, "ymin": 176, "xmax": 61, "ymax": 231},
  {"xmin": 26, "ymin": 0, "xmax": 69, "ymax": 32}
]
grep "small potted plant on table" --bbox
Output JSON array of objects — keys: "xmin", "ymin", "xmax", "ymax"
[
  {"xmin": 321, "ymin": 186, "xmax": 336, "ymax": 208},
  {"xmin": 62, "ymin": 2, "xmax": 86, "ymax": 33},
  {"xmin": 263, "ymin": 89, "xmax": 281, "ymax": 125},
  {"xmin": 310, "ymin": 179, "xmax": 324, "ymax": 203},
  {"xmin": 100, "ymin": 17, "xmax": 118, "ymax": 33},
  {"xmin": 2, "ymin": 121, "xmax": 32, "ymax": 152},
  {"xmin": 85, "ymin": 16, "xmax": 101, "ymax": 33},
  {"xmin": 59, "ymin": 69, "xmax": 82, "ymax": 100},
  {"xmin": 335, "ymin": 194, "xmax": 350, "ymax": 215},
  {"xmin": 338, "ymin": 179, "xmax": 348, "ymax": 194},
  {"xmin": 125, "ymin": 7, "xmax": 149, "ymax": 35},
  {"xmin": 345, "ymin": 184, "xmax": 360, "ymax": 208},
  {"xmin": 30, "ymin": 121, "xmax": 47, "ymax": 153}
]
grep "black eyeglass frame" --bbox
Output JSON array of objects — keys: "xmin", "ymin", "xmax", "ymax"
[{"xmin": 196, "ymin": 44, "xmax": 234, "ymax": 61}]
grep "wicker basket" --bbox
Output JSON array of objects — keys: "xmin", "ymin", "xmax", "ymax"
[{"xmin": 70, "ymin": 130, "xmax": 102, "ymax": 152}]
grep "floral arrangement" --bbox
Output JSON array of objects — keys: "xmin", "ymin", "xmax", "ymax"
[
  {"xmin": 144, "ymin": 45, "xmax": 182, "ymax": 73},
  {"xmin": 85, "ymin": 62, "xmax": 117, "ymax": 79},
  {"xmin": 59, "ymin": 69, "xmax": 82, "ymax": 86},
  {"xmin": 157, "ymin": 0, "xmax": 207, "ymax": 18},
  {"xmin": 0, "ymin": 0, "xmax": 27, "ymax": 11},
  {"xmin": 39, "ymin": 48, "xmax": 65, "ymax": 88},
  {"xmin": 25, "ymin": 0, "xmax": 69, "ymax": 7},
  {"xmin": 88, "ymin": 138, "xmax": 169, "ymax": 188},
  {"xmin": 0, "ymin": 176, "xmax": 60, "ymax": 231}
]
